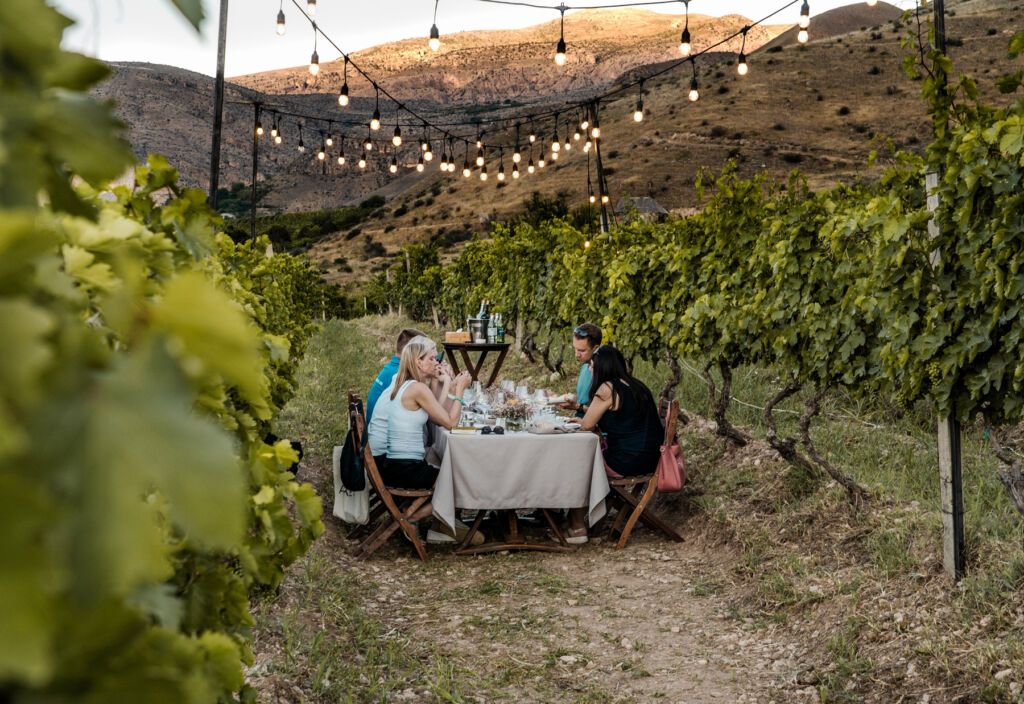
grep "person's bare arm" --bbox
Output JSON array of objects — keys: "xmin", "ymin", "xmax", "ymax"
[
  {"xmin": 407, "ymin": 375, "xmax": 471, "ymax": 429},
  {"xmin": 567, "ymin": 383, "xmax": 613, "ymax": 431}
]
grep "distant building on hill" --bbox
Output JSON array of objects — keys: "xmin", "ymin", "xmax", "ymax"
[{"xmin": 615, "ymin": 196, "xmax": 668, "ymax": 223}]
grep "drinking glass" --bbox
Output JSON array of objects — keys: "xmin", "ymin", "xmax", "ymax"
[
  {"xmin": 516, "ymin": 384, "xmax": 529, "ymax": 399},
  {"xmin": 501, "ymin": 379, "xmax": 515, "ymax": 393}
]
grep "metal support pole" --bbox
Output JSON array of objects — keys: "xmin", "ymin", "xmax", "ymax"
[
  {"xmin": 251, "ymin": 102, "xmax": 261, "ymax": 244},
  {"xmin": 928, "ymin": 0, "xmax": 962, "ymax": 580},
  {"xmin": 590, "ymin": 104, "xmax": 611, "ymax": 234},
  {"xmin": 208, "ymin": 0, "xmax": 229, "ymax": 208}
]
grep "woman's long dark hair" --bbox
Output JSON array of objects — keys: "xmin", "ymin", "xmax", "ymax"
[{"xmin": 588, "ymin": 345, "xmax": 655, "ymax": 415}]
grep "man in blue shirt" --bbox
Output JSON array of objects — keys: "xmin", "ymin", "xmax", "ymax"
[
  {"xmin": 562, "ymin": 323, "xmax": 601, "ymax": 417},
  {"xmin": 366, "ymin": 328, "xmax": 426, "ymax": 420}
]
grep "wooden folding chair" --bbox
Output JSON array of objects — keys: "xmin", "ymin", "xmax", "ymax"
[
  {"xmin": 346, "ymin": 397, "xmax": 434, "ymax": 562},
  {"xmin": 606, "ymin": 399, "xmax": 685, "ymax": 550},
  {"xmin": 343, "ymin": 391, "xmax": 386, "ymax": 541}
]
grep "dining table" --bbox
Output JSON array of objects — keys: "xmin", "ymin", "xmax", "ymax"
[
  {"xmin": 442, "ymin": 341, "xmax": 511, "ymax": 389},
  {"xmin": 432, "ymin": 426, "xmax": 610, "ymax": 554}
]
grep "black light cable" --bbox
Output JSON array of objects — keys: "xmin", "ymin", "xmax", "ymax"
[{"xmin": 429, "ymin": 0, "xmax": 441, "ymax": 51}]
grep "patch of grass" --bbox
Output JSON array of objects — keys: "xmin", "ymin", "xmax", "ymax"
[{"xmin": 817, "ymin": 617, "xmax": 872, "ymax": 703}]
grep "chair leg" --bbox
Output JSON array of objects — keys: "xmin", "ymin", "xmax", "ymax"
[
  {"xmin": 608, "ymin": 495, "xmax": 630, "ymax": 539},
  {"xmin": 396, "ymin": 497, "xmax": 430, "ymax": 562},
  {"xmin": 617, "ymin": 479, "xmax": 659, "ymax": 549}
]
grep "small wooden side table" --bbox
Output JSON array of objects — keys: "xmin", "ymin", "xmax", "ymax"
[{"xmin": 442, "ymin": 341, "xmax": 511, "ymax": 388}]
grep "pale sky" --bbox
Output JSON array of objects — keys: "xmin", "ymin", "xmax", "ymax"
[{"xmin": 52, "ymin": 0, "xmax": 919, "ymax": 78}]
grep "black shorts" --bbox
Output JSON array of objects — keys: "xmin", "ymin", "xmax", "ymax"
[{"xmin": 381, "ymin": 457, "xmax": 439, "ymax": 489}]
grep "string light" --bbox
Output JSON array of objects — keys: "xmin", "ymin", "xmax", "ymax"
[
  {"xmin": 309, "ymin": 25, "xmax": 319, "ymax": 76},
  {"xmin": 555, "ymin": 5, "xmax": 567, "ymax": 66},
  {"xmin": 601, "ymin": 193, "xmax": 609, "ymax": 204},
  {"xmin": 737, "ymin": 27, "xmax": 749, "ymax": 76},
  {"xmin": 538, "ymin": 154, "xmax": 546, "ymax": 168},
  {"xmin": 584, "ymin": 237, "xmax": 591, "ymax": 248},
  {"xmin": 476, "ymin": 146, "xmax": 485, "ymax": 167},
  {"xmin": 591, "ymin": 103, "xmax": 601, "ymax": 139},
  {"xmin": 337, "ymin": 139, "xmax": 345, "ymax": 165},
  {"xmin": 393, "ymin": 123, "xmax": 402, "ymax": 146},
  {"xmin": 255, "ymin": 118, "xmax": 264, "ymax": 136},
  {"xmin": 429, "ymin": 0, "xmax": 441, "ymax": 51},
  {"xmin": 475, "ymin": 127, "xmax": 484, "ymax": 149},
  {"xmin": 583, "ymin": 138, "xmax": 591, "ymax": 152},
  {"xmin": 424, "ymin": 139, "xmax": 433, "ymax": 161},
  {"xmin": 462, "ymin": 152, "xmax": 472, "ymax": 178},
  {"xmin": 325, "ymin": 127, "xmax": 333, "ymax": 146},
  {"xmin": 679, "ymin": 0, "xmax": 691, "ymax": 56},
  {"xmin": 276, "ymin": 1, "xmax": 286, "ymax": 36},
  {"xmin": 563, "ymin": 119, "xmax": 572, "ymax": 151},
  {"xmin": 318, "ymin": 133, "xmax": 326, "ymax": 160},
  {"xmin": 307, "ymin": 0, "xmax": 316, "ymax": 17},
  {"xmin": 417, "ymin": 154, "xmax": 425, "ymax": 172},
  {"xmin": 338, "ymin": 57, "xmax": 350, "ymax": 106},
  {"xmin": 512, "ymin": 164, "xmax": 520, "ymax": 179},
  {"xmin": 364, "ymin": 126, "xmax": 373, "ymax": 152},
  {"xmin": 497, "ymin": 148, "xmax": 506, "ymax": 181},
  {"xmin": 274, "ymin": 122, "xmax": 283, "ymax": 145},
  {"xmin": 389, "ymin": 154, "xmax": 398, "ymax": 173},
  {"xmin": 270, "ymin": 116, "xmax": 279, "ymax": 139},
  {"xmin": 513, "ymin": 125, "xmax": 522, "ymax": 163},
  {"xmin": 587, "ymin": 151, "xmax": 595, "ymax": 203},
  {"xmin": 688, "ymin": 65, "xmax": 700, "ymax": 102},
  {"xmin": 797, "ymin": 0, "xmax": 810, "ymax": 43},
  {"xmin": 370, "ymin": 86, "xmax": 381, "ymax": 130},
  {"xmin": 551, "ymin": 115, "xmax": 560, "ymax": 153},
  {"xmin": 480, "ymin": 161, "xmax": 488, "ymax": 181},
  {"xmin": 528, "ymin": 119, "xmax": 536, "ymax": 144},
  {"xmin": 633, "ymin": 81, "xmax": 644, "ymax": 122},
  {"xmin": 358, "ymin": 152, "xmax": 367, "ymax": 169},
  {"xmin": 527, "ymin": 148, "xmax": 535, "ymax": 174},
  {"xmin": 297, "ymin": 124, "xmax": 305, "ymax": 153}
]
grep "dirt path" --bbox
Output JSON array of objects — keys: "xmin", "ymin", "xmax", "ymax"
[{"xmin": 283, "ymin": 455, "xmax": 809, "ymax": 704}]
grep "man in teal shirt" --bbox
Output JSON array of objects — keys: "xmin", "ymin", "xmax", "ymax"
[{"xmin": 566, "ymin": 323, "xmax": 601, "ymax": 417}]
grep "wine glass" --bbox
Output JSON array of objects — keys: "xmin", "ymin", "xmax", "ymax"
[{"xmin": 516, "ymin": 384, "xmax": 529, "ymax": 399}]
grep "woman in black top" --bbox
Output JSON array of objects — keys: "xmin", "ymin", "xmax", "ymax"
[{"xmin": 563, "ymin": 345, "xmax": 664, "ymax": 542}]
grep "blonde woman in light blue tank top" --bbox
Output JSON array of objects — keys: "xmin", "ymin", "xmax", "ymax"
[{"xmin": 380, "ymin": 336, "xmax": 471, "ymax": 490}]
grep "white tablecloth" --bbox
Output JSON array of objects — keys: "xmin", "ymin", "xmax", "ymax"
[{"xmin": 432, "ymin": 430, "xmax": 609, "ymax": 530}]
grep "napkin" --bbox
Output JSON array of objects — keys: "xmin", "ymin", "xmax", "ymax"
[{"xmin": 527, "ymin": 422, "xmax": 578, "ymax": 434}]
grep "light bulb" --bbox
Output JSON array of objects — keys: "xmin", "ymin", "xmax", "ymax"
[
  {"xmin": 475, "ymin": 138, "xmax": 483, "ymax": 148},
  {"xmin": 298, "ymin": 142, "xmax": 305, "ymax": 153},
  {"xmin": 476, "ymin": 150, "xmax": 484, "ymax": 167},
  {"xmin": 370, "ymin": 110, "xmax": 380, "ymax": 131},
  {"xmin": 679, "ymin": 27, "xmax": 691, "ymax": 56},
  {"xmin": 276, "ymin": 10, "xmax": 286, "ymax": 35},
  {"xmin": 429, "ymin": 24, "xmax": 440, "ymax": 51},
  {"xmin": 497, "ymin": 168, "xmax": 505, "ymax": 181},
  {"xmin": 337, "ymin": 155, "xmax": 345, "ymax": 165},
  {"xmin": 424, "ymin": 147, "xmax": 433, "ymax": 161},
  {"xmin": 463, "ymin": 166, "xmax": 471, "ymax": 178},
  {"xmin": 737, "ymin": 54, "xmax": 748, "ymax": 76},
  {"xmin": 529, "ymin": 133, "xmax": 536, "ymax": 143},
  {"xmin": 416, "ymin": 156, "xmax": 425, "ymax": 172},
  {"xmin": 512, "ymin": 168, "xmax": 519, "ymax": 179},
  {"xmin": 551, "ymin": 151, "xmax": 559, "ymax": 161},
  {"xmin": 584, "ymin": 239, "xmax": 591, "ymax": 249},
  {"xmin": 480, "ymin": 167, "xmax": 488, "ymax": 181},
  {"xmin": 797, "ymin": 28, "xmax": 809, "ymax": 43},
  {"xmin": 573, "ymin": 130, "xmax": 581, "ymax": 141},
  {"xmin": 528, "ymin": 163, "xmax": 535, "ymax": 174},
  {"xmin": 309, "ymin": 51, "xmax": 319, "ymax": 76},
  {"xmin": 270, "ymin": 125, "xmax": 278, "ymax": 138},
  {"xmin": 538, "ymin": 157, "xmax": 546, "ymax": 168},
  {"xmin": 552, "ymin": 139, "xmax": 560, "ymax": 152},
  {"xmin": 634, "ymin": 101, "xmax": 644, "ymax": 122},
  {"xmin": 393, "ymin": 127, "xmax": 402, "ymax": 146},
  {"xmin": 317, "ymin": 148, "xmax": 326, "ymax": 160},
  {"xmin": 799, "ymin": 0, "xmax": 810, "ymax": 28},
  {"xmin": 592, "ymin": 126, "xmax": 600, "ymax": 138},
  {"xmin": 564, "ymin": 140, "xmax": 572, "ymax": 152},
  {"xmin": 589, "ymin": 194, "xmax": 596, "ymax": 204},
  {"xmin": 365, "ymin": 139, "xmax": 373, "ymax": 151},
  {"xmin": 583, "ymin": 141, "xmax": 591, "ymax": 152},
  {"xmin": 689, "ymin": 77, "xmax": 700, "ymax": 102},
  {"xmin": 325, "ymin": 135, "xmax": 333, "ymax": 146},
  {"xmin": 338, "ymin": 84, "xmax": 349, "ymax": 106},
  {"xmin": 256, "ymin": 121, "xmax": 264, "ymax": 136},
  {"xmin": 581, "ymin": 119, "xmax": 590, "ymax": 130},
  {"xmin": 512, "ymin": 151, "xmax": 521, "ymax": 163},
  {"xmin": 866, "ymin": 0, "xmax": 877, "ymax": 4},
  {"xmin": 274, "ymin": 134, "xmax": 282, "ymax": 145},
  {"xmin": 307, "ymin": 0, "xmax": 316, "ymax": 16},
  {"xmin": 601, "ymin": 194, "xmax": 609, "ymax": 204},
  {"xmin": 555, "ymin": 37, "xmax": 566, "ymax": 66},
  {"xmin": 358, "ymin": 154, "xmax": 367, "ymax": 168},
  {"xmin": 389, "ymin": 159, "xmax": 397, "ymax": 174}
]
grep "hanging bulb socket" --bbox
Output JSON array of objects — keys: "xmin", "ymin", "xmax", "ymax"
[
  {"xmin": 338, "ymin": 83, "xmax": 349, "ymax": 106},
  {"xmin": 688, "ymin": 76, "xmax": 700, "ymax": 102},
  {"xmin": 370, "ymin": 109, "xmax": 381, "ymax": 131},
  {"xmin": 337, "ymin": 154, "xmax": 345, "ymax": 165},
  {"xmin": 633, "ymin": 98, "xmax": 644, "ymax": 122},
  {"xmin": 256, "ymin": 120, "xmax": 264, "ymax": 136},
  {"xmin": 463, "ymin": 164, "xmax": 471, "ymax": 178},
  {"xmin": 393, "ymin": 125, "xmax": 402, "ymax": 146},
  {"xmin": 737, "ymin": 53, "xmax": 748, "ymax": 75},
  {"xmin": 276, "ymin": 9, "xmax": 286, "ymax": 36},
  {"xmin": 424, "ymin": 142, "xmax": 433, "ymax": 161},
  {"xmin": 389, "ymin": 156, "xmax": 398, "ymax": 174},
  {"xmin": 679, "ymin": 26, "xmax": 691, "ymax": 56},
  {"xmin": 307, "ymin": 0, "xmax": 316, "ymax": 16},
  {"xmin": 476, "ymin": 148, "xmax": 484, "ymax": 167},
  {"xmin": 429, "ymin": 24, "xmax": 440, "ymax": 51},
  {"xmin": 358, "ymin": 153, "xmax": 367, "ymax": 168},
  {"xmin": 601, "ymin": 194, "xmax": 609, "ymax": 204},
  {"xmin": 555, "ymin": 37, "xmax": 567, "ymax": 66},
  {"xmin": 480, "ymin": 165, "xmax": 488, "ymax": 181},
  {"xmin": 799, "ymin": 0, "xmax": 810, "ymax": 28},
  {"xmin": 538, "ymin": 156, "xmax": 546, "ymax": 168},
  {"xmin": 309, "ymin": 50, "xmax": 319, "ymax": 76}
]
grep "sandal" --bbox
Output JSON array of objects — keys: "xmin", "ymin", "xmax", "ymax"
[{"xmin": 565, "ymin": 526, "xmax": 588, "ymax": 545}]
